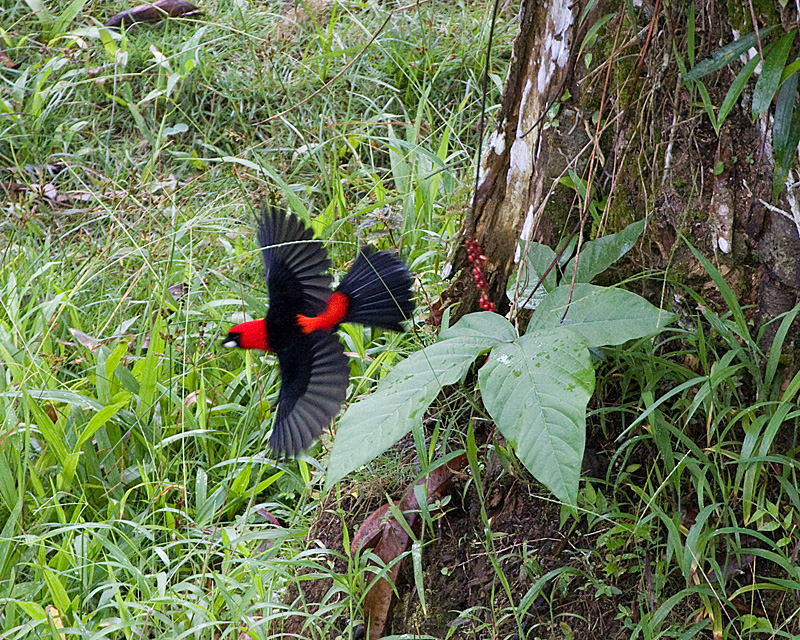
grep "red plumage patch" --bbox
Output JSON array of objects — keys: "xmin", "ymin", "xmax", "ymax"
[
  {"xmin": 230, "ymin": 319, "xmax": 269, "ymax": 351},
  {"xmin": 297, "ymin": 292, "xmax": 350, "ymax": 333}
]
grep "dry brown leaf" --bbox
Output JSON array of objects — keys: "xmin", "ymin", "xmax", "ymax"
[
  {"xmin": 350, "ymin": 503, "xmax": 391, "ymax": 553},
  {"xmin": 1, "ymin": 182, "xmax": 27, "ymax": 198},
  {"xmin": 1, "ymin": 181, "xmax": 93, "ymax": 205},
  {"xmin": 168, "ymin": 282, "xmax": 188, "ymax": 303},
  {"xmin": 0, "ymin": 43, "xmax": 15, "ymax": 69},
  {"xmin": 364, "ymin": 517, "xmax": 407, "ymax": 639},
  {"xmin": 45, "ymin": 605, "xmax": 66, "ymax": 640},
  {"xmin": 399, "ymin": 453, "xmax": 467, "ymax": 515},
  {"xmin": 44, "ymin": 405, "xmax": 59, "ymax": 424},
  {"xmin": 255, "ymin": 508, "xmax": 282, "ymax": 527},
  {"xmin": 105, "ymin": 0, "xmax": 201, "ymax": 28},
  {"xmin": 69, "ymin": 327, "xmax": 103, "ymax": 352},
  {"xmin": 353, "ymin": 454, "xmax": 467, "ymax": 639}
]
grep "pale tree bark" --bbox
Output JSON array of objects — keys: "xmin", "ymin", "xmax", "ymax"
[{"xmin": 447, "ymin": 0, "xmax": 582, "ymax": 320}]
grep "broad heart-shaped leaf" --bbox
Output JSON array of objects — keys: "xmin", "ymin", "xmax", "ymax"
[
  {"xmin": 508, "ymin": 241, "xmax": 558, "ymax": 310},
  {"xmin": 325, "ymin": 312, "xmax": 517, "ymax": 491},
  {"xmin": 527, "ymin": 284, "xmax": 675, "ymax": 348},
  {"xmin": 562, "ymin": 219, "xmax": 645, "ymax": 284},
  {"xmin": 479, "ymin": 328, "xmax": 594, "ymax": 504}
]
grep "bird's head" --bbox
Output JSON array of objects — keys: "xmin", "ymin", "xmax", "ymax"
[{"xmin": 222, "ymin": 319, "xmax": 269, "ymax": 351}]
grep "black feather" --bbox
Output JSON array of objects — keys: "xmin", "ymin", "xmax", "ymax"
[
  {"xmin": 258, "ymin": 206, "xmax": 332, "ymax": 319},
  {"xmin": 336, "ymin": 248, "xmax": 415, "ymax": 332},
  {"xmin": 271, "ymin": 331, "xmax": 349, "ymax": 458}
]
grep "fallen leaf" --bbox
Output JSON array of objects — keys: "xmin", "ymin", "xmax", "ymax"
[
  {"xmin": 69, "ymin": 328, "xmax": 102, "ymax": 352},
  {"xmin": 105, "ymin": 0, "xmax": 201, "ymax": 28},
  {"xmin": 45, "ymin": 605, "xmax": 66, "ymax": 640},
  {"xmin": 23, "ymin": 163, "xmax": 66, "ymax": 177},
  {"xmin": 352, "ymin": 454, "xmax": 467, "ymax": 639},
  {"xmin": 44, "ymin": 405, "xmax": 59, "ymax": 424},
  {"xmin": 43, "ymin": 183, "xmax": 58, "ymax": 200},
  {"xmin": 0, "ymin": 43, "xmax": 16, "ymax": 69},
  {"xmin": 399, "ymin": 453, "xmax": 466, "ymax": 515},
  {"xmin": 255, "ymin": 508, "xmax": 283, "ymax": 527},
  {"xmin": 168, "ymin": 282, "xmax": 188, "ymax": 303},
  {"xmin": 363, "ymin": 516, "xmax": 407, "ymax": 639},
  {"xmin": 351, "ymin": 503, "xmax": 392, "ymax": 553},
  {"xmin": 1, "ymin": 183, "xmax": 27, "ymax": 199}
]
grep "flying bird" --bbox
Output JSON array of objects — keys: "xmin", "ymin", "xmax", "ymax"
[{"xmin": 222, "ymin": 207, "xmax": 414, "ymax": 457}]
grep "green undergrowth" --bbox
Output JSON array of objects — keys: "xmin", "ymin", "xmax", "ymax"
[
  {"xmin": 578, "ymin": 279, "xmax": 800, "ymax": 638},
  {"xmin": 2, "ymin": 1, "xmax": 800, "ymax": 639},
  {"xmin": 1, "ymin": 0, "xmax": 511, "ymax": 636}
]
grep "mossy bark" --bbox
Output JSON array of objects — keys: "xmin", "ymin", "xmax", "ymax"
[{"xmin": 450, "ymin": 0, "xmax": 799, "ymax": 366}]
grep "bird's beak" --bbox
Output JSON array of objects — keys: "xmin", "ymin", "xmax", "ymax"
[{"xmin": 221, "ymin": 339, "xmax": 238, "ymax": 348}]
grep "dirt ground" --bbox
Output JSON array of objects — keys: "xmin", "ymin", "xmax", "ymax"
[{"xmin": 282, "ymin": 423, "xmax": 673, "ymax": 640}]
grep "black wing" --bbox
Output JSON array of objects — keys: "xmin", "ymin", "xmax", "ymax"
[
  {"xmin": 270, "ymin": 331, "xmax": 350, "ymax": 457},
  {"xmin": 258, "ymin": 206, "xmax": 332, "ymax": 318}
]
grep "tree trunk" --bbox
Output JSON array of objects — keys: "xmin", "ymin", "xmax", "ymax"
[
  {"xmin": 448, "ymin": 0, "xmax": 800, "ymax": 368},
  {"xmin": 448, "ymin": 0, "xmax": 583, "ymax": 320}
]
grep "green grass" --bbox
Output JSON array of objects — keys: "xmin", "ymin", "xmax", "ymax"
[
  {"xmin": 1, "ymin": 0, "xmax": 511, "ymax": 636},
  {"xmin": 3, "ymin": 1, "xmax": 800, "ymax": 639}
]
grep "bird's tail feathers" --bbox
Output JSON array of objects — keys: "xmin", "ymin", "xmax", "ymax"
[{"xmin": 336, "ymin": 249, "xmax": 414, "ymax": 332}]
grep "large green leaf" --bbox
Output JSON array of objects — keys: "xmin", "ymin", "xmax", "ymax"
[
  {"xmin": 716, "ymin": 50, "xmax": 761, "ymax": 133},
  {"xmin": 479, "ymin": 328, "xmax": 594, "ymax": 504},
  {"xmin": 772, "ymin": 71, "xmax": 800, "ymax": 197},
  {"xmin": 562, "ymin": 219, "xmax": 645, "ymax": 284},
  {"xmin": 325, "ymin": 312, "xmax": 517, "ymax": 490},
  {"xmin": 508, "ymin": 241, "xmax": 558, "ymax": 310},
  {"xmin": 527, "ymin": 284, "xmax": 674, "ymax": 347}
]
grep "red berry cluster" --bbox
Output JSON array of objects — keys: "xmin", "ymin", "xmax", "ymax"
[{"xmin": 466, "ymin": 237, "xmax": 496, "ymax": 312}]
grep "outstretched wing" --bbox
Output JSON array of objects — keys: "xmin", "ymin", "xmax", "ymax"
[
  {"xmin": 270, "ymin": 331, "xmax": 350, "ymax": 457},
  {"xmin": 258, "ymin": 206, "xmax": 332, "ymax": 318}
]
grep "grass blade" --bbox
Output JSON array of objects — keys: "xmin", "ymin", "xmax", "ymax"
[
  {"xmin": 684, "ymin": 26, "xmax": 777, "ymax": 82},
  {"xmin": 752, "ymin": 29, "xmax": 796, "ymax": 118}
]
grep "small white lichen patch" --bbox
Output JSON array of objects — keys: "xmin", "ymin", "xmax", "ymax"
[
  {"xmin": 521, "ymin": 204, "xmax": 535, "ymax": 241},
  {"xmin": 711, "ymin": 196, "xmax": 732, "ymax": 254},
  {"xmin": 508, "ymin": 138, "xmax": 531, "ymax": 184},
  {"xmin": 538, "ymin": 1, "xmax": 574, "ymax": 97},
  {"xmin": 489, "ymin": 129, "xmax": 506, "ymax": 155},
  {"xmin": 549, "ymin": 2, "xmax": 572, "ymax": 66},
  {"xmin": 514, "ymin": 204, "xmax": 536, "ymax": 262},
  {"xmin": 518, "ymin": 79, "xmax": 533, "ymax": 135},
  {"xmin": 537, "ymin": 62, "xmax": 549, "ymax": 94}
]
